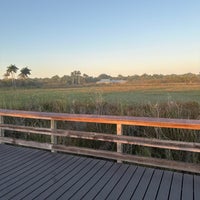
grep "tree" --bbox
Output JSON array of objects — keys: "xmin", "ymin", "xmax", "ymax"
[
  {"xmin": 76, "ymin": 70, "xmax": 81, "ymax": 84},
  {"xmin": 71, "ymin": 70, "xmax": 81, "ymax": 85},
  {"xmin": 18, "ymin": 67, "xmax": 31, "ymax": 79},
  {"xmin": 6, "ymin": 64, "xmax": 19, "ymax": 87},
  {"xmin": 97, "ymin": 73, "xmax": 111, "ymax": 80},
  {"xmin": 71, "ymin": 71, "xmax": 75, "ymax": 84}
]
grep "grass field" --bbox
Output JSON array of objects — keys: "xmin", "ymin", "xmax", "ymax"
[
  {"xmin": 1, "ymin": 83, "xmax": 200, "ymax": 163},
  {"xmin": 0, "ymin": 83, "xmax": 200, "ymax": 119},
  {"xmin": 1, "ymin": 83, "xmax": 200, "ymax": 107}
]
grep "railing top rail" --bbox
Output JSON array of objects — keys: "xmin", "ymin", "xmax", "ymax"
[{"xmin": 0, "ymin": 109, "xmax": 200, "ymax": 130}]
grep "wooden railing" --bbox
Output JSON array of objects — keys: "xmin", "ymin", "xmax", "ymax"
[{"xmin": 0, "ymin": 109, "xmax": 199, "ymax": 173}]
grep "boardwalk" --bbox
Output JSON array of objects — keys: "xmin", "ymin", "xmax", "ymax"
[{"xmin": 0, "ymin": 144, "xmax": 199, "ymax": 200}]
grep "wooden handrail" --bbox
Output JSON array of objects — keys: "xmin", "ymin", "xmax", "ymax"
[
  {"xmin": 0, "ymin": 109, "xmax": 200, "ymax": 130},
  {"xmin": 0, "ymin": 109, "xmax": 199, "ymax": 173}
]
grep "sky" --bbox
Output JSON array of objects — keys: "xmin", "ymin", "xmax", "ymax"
[{"xmin": 0, "ymin": 0, "xmax": 200, "ymax": 78}]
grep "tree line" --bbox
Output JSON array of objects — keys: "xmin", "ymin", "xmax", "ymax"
[{"xmin": 1, "ymin": 64, "xmax": 200, "ymax": 88}]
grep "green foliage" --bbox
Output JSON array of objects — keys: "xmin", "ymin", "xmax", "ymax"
[
  {"xmin": 5, "ymin": 64, "xmax": 19, "ymax": 87},
  {"xmin": 18, "ymin": 67, "xmax": 31, "ymax": 79}
]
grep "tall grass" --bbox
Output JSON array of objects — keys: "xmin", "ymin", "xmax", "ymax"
[{"xmin": 1, "ymin": 86, "xmax": 200, "ymax": 164}]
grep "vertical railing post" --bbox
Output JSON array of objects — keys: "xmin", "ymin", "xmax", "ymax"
[
  {"xmin": 51, "ymin": 119, "xmax": 57, "ymax": 153},
  {"xmin": 0, "ymin": 116, "xmax": 4, "ymax": 144},
  {"xmin": 117, "ymin": 123, "xmax": 123, "ymax": 163}
]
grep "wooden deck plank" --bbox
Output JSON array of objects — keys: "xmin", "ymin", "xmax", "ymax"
[
  {"xmin": 143, "ymin": 169, "xmax": 163, "ymax": 200},
  {"xmin": 106, "ymin": 165, "xmax": 137, "ymax": 200},
  {"xmin": 0, "ymin": 152, "xmax": 50, "ymax": 185},
  {"xmin": 194, "ymin": 175, "xmax": 200, "ymax": 200},
  {"xmin": 156, "ymin": 170, "xmax": 173, "ymax": 200},
  {"xmin": 0, "ymin": 153, "xmax": 71, "ymax": 186},
  {"xmin": 168, "ymin": 172, "xmax": 183, "ymax": 200},
  {"xmin": 14, "ymin": 157, "xmax": 81, "ymax": 200},
  {"xmin": 182, "ymin": 174, "xmax": 194, "ymax": 200},
  {"xmin": 81, "ymin": 163, "xmax": 121, "ymax": 200},
  {"xmin": 23, "ymin": 157, "xmax": 86, "ymax": 200},
  {"xmin": 34, "ymin": 158, "xmax": 94, "ymax": 199},
  {"xmin": 118, "ymin": 166, "xmax": 145, "ymax": 200},
  {"xmin": 58, "ymin": 160, "xmax": 107, "ymax": 200},
  {"xmin": 0, "ymin": 144, "xmax": 199, "ymax": 200},
  {"xmin": 0, "ymin": 149, "xmax": 35, "ymax": 168},
  {"xmin": 69, "ymin": 162, "xmax": 113, "ymax": 200},
  {"xmin": 0, "ymin": 144, "xmax": 23, "ymax": 157},
  {"xmin": 93, "ymin": 164, "xmax": 129, "ymax": 200},
  {"xmin": 44, "ymin": 159, "xmax": 99, "ymax": 200},
  {"xmin": 0, "ymin": 148, "xmax": 27, "ymax": 162},
  {"xmin": 131, "ymin": 168, "xmax": 154, "ymax": 199},
  {"xmin": 0, "ymin": 145, "xmax": 39, "ymax": 165},
  {"xmin": 0, "ymin": 152, "xmax": 67, "ymax": 187},
  {"xmin": 0, "ymin": 143, "xmax": 40, "ymax": 155},
  {"xmin": 0, "ymin": 153, "xmax": 71, "ymax": 199},
  {"xmin": 0, "ymin": 148, "xmax": 44, "ymax": 175}
]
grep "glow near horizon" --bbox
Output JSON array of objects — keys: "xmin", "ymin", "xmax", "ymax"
[{"xmin": 0, "ymin": 0, "xmax": 200, "ymax": 78}]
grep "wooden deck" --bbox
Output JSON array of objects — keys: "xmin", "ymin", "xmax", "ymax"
[{"xmin": 0, "ymin": 144, "xmax": 199, "ymax": 200}]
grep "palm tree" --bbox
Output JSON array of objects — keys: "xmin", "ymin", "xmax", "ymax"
[
  {"xmin": 76, "ymin": 70, "xmax": 81, "ymax": 84},
  {"xmin": 6, "ymin": 64, "xmax": 19, "ymax": 87},
  {"xmin": 71, "ymin": 71, "xmax": 75, "ymax": 84},
  {"xmin": 71, "ymin": 70, "xmax": 81, "ymax": 85},
  {"xmin": 18, "ymin": 67, "xmax": 31, "ymax": 79}
]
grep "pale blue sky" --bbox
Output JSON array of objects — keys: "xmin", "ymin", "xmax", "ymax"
[{"xmin": 0, "ymin": 0, "xmax": 200, "ymax": 78}]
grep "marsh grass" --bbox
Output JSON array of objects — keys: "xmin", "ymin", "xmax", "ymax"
[{"xmin": 1, "ymin": 84, "xmax": 200, "ymax": 163}]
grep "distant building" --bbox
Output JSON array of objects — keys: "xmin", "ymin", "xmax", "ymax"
[{"xmin": 96, "ymin": 79, "xmax": 126, "ymax": 84}]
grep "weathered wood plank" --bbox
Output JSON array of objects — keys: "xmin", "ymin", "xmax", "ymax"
[
  {"xmin": 50, "ymin": 119, "xmax": 57, "ymax": 153},
  {"xmin": 117, "ymin": 123, "xmax": 122, "ymax": 153},
  {"xmin": 0, "ymin": 116, "xmax": 4, "ymax": 144},
  {"xmin": 1, "ymin": 125, "xmax": 200, "ymax": 153},
  {"xmin": 0, "ymin": 137, "xmax": 52, "ymax": 150},
  {"xmin": 1, "ymin": 109, "xmax": 200, "ymax": 130},
  {"xmin": 53, "ymin": 145, "xmax": 200, "ymax": 173}
]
